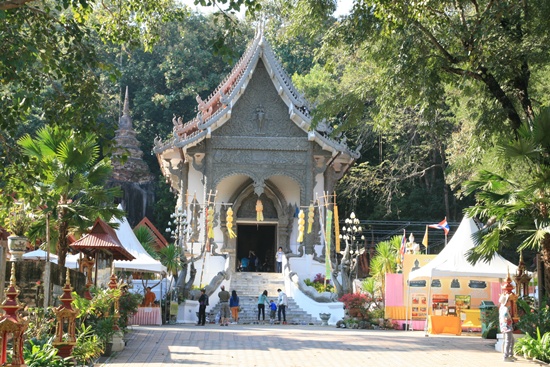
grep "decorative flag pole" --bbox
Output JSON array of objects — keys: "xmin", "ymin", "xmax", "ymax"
[
  {"xmin": 399, "ymin": 229, "xmax": 407, "ymax": 266},
  {"xmin": 422, "ymin": 225, "xmax": 429, "ymax": 254},
  {"xmin": 428, "ymin": 217, "xmax": 450, "ymax": 246},
  {"xmin": 333, "ymin": 194, "xmax": 340, "ymax": 253}
]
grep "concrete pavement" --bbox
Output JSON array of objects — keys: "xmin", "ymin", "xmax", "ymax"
[{"xmin": 99, "ymin": 324, "xmax": 544, "ymax": 367}]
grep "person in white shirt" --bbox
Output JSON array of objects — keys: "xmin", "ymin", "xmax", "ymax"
[
  {"xmin": 276, "ymin": 247, "xmax": 284, "ymax": 273},
  {"xmin": 277, "ymin": 288, "xmax": 288, "ymax": 324},
  {"xmin": 499, "ymin": 293, "xmax": 515, "ymax": 362}
]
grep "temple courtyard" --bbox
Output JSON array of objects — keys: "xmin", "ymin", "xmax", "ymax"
[{"xmin": 99, "ymin": 324, "xmax": 542, "ymax": 367}]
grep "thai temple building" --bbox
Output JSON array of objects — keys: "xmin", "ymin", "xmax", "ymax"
[{"xmin": 153, "ymin": 30, "xmax": 359, "ymax": 320}]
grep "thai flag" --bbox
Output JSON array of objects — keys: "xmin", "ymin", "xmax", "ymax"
[{"xmin": 428, "ymin": 218, "xmax": 450, "ymax": 235}]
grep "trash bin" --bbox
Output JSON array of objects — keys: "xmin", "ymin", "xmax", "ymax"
[{"xmin": 480, "ymin": 300, "xmax": 497, "ymax": 339}]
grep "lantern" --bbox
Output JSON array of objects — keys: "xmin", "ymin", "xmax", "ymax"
[
  {"xmin": 0, "ymin": 263, "xmax": 28, "ymax": 367},
  {"xmin": 53, "ymin": 269, "xmax": 78, "ymax": 358}
]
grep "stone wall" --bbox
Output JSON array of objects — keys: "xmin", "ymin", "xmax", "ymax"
[{"xmin": 4, "ymin": 261, "xmax": 86, "ymax": 308}]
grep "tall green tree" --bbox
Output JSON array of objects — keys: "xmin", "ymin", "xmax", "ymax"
[
  {"xmin": 282, "ymin": 0, "xmax": 550, "ymax": 220},
  {"xmin": 464, "ymin": 107, "xmax": 550, "ymax": 296},
  {"xmin": 11, "ymin": 126, "xmax": 124, "ymax": 266}
]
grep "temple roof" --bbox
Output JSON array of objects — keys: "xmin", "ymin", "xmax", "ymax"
[
  {"xmin": 153, "ymin": 29, "xmax": 360, "ymax": 161},
  {"xmin": 70, "ymin": 218, "xmax": 135, "ymax": 261},
  {"xmin": 135, "ymin": 217, "xmax": 168, "ymax": 250}
]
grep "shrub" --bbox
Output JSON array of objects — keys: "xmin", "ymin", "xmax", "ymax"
[
  {"xmin": 515, "ymin": 328, "xmax": 550, "ymax": 362},
  {"xmin": 72, "ymin": 324, "xmax": 103, "ymax": 365},
  {"xmin": 118, "ymin": 291, "xmax": 142, "ymax": 330},
  {"xmin": 339, "ymin": 293, "xmax": 372, "ymax": 319},
  {"xmin": 304, "ymin": 273, "xmax": 334, "ymax": 293},
  {"xmin": 23, "ymin": 337, "xmax": 73, "ymax": 367},
  {"xmin": 339, "ymin": 293, "xmax": 371, "ymax": 309},
  {"xmin": 516, "ymin": 297, "xmax": 550, "ymax": 337},
  {"xmin": 24, "ymin": 307, "xmax": 56, "ymax": 342}
]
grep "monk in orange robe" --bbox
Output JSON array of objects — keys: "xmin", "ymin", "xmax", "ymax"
[{"xmin": 143, "ymin": 287, "xmax": 156, "ymax": 306}]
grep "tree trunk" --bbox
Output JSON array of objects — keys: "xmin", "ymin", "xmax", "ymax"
[
  {"xmin": 57, "ymin": 220, "xmax": 70, "ymax": 268},
  {"xmin": 478, "ymin": 67, "xmax": 522, "ymax": 132},
  {"xmin": 541, "ymin": 233, "xmax": 550, "ymax": 300}
]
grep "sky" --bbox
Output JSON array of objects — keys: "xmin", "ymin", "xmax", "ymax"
[{"xmin": 181, "ymin": 0, "xmax": 355, "ymax": 18}]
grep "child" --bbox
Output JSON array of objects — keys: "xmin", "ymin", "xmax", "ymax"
[{"xmin": 269, "ymin": 299, "xmax": 277, "ymax": 324}]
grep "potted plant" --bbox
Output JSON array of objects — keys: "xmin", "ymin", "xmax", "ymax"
[
  {"xmin": 339, "ymin": 293, "xmax": 371, "ymax": 319},
  {"xmin": 2, "ymin": 204, "xmax": 32, "ymax": 260}
]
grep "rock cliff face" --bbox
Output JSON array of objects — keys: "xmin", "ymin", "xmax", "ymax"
[{"xmin": 109, "ymin": 87, "xmax": 155, "ymax": 227}]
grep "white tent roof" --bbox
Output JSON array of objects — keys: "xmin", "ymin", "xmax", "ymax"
[
  {"xmin": 22, "ymin": 249, "xmax": 58, "ymax": 261},
  {"xmin": 408, "ymin": 216, "xmax": 517, "ymax": 280},
  {"xmin": 22, "ymin": 249, "xmax": 80, "ymax": 269},
  {"xmin": 112, "ymin": 215, "xmax": 167, "ymax": 274}
]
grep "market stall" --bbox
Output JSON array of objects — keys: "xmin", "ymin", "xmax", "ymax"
[{"xmin": 406, "ymin": 216, "xmax": 518, "ymax": 335}]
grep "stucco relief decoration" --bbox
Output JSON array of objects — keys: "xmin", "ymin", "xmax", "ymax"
[
  {"xmin": 189, "ymin": 196, "xmax": 201, "ymax": 243},
  {"xmin": 212, "ymin": 150, "xmax": 307, "ymax": 165},
  {"xmin": 253, "ymin": 180, "xmax": 265, "ymax": 196},
  {"xmin": 255, "ymin": 104, "xmax": 269, "ymax": 135}
]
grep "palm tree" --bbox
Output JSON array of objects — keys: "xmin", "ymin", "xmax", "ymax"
[
  {"xmin": 158, "ymin": 243, "xmax": 180, "ymax": 280},
  {"xmin": 464, "ymin": 107, "xmax": 550, "ymax": 297},
  {"xmin": 16, "ymin": 126, "xmax": 124, "ymax": 267},
  {"xmin": 134, "ymin": 226, "xmax": 159, "ymax": 260},
  {"xmin": 369, "ymin": 235, "xmax": 401, "ymax": 301}
]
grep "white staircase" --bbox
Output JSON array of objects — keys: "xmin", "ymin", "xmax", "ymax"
[{"xmin": 207, "ymin": 272, "xmax": 320, "ymax": 325}]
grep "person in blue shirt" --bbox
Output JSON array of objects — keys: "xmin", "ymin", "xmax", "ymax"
[
  {"xmin": 269, "ymin": 299, "xmax": 277, "ymax": 324},
  {"xmin": 241, "ymin": 257, "xmax": 249, "ymax": 271},
  {"xmin": 230, "ymin": 290, "xmax": 240, "ymax": 324}
]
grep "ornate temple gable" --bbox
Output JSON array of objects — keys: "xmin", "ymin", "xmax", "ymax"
[
  {"xmin": 154, "ymin": 30, "xmax": 359, "ymax": 194},
  {"xmin": 153, "ymin": 30, "xmax": 358, "ymax": 159},
  {"xmin": 213, "ymin": 60, "xmax": 305, "ymax": 139}
]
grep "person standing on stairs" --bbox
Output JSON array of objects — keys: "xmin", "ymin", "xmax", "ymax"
[
  {"xmin": 230, "ymin": 290, "xmax": 240, "ymax": 324},
  {"xmin": 257, "ymin": 290, "xmax": 269, "ymax": 323},
  {"xmin": 269, "ymin": 299, "xmax": 277, "ymax": 324},
  {"xmin": 218, "ymin": 285, "xmax": 231, "ymax": 326},
  {"xmin": 276, "ymin": 247, "xmax": 284, "ymax": 273},
  {"xmin": 277, "ymin": 288, "xmax": 288, "ymax": 324}
]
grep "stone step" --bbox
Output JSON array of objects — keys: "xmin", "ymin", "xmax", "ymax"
[
  {"xmin": 206, "ymin": 297, "xmax": 320, "ymax": 325},
  {"xmin": 202, "ymin": 271, "xmax": 321, "ymax": 325},
  {"xmin": 229, "ymin": 272, "xmax": 284, "ymax": 297}
]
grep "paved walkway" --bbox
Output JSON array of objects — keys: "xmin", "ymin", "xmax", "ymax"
[{"xmin": 100, "ymin": 324, "xmax": 544, "ymax": 367}]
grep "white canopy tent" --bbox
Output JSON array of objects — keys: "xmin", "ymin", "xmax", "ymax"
[
  {"xmin": 22, "ymin": 249, "xmax": 58, "ymax": 261},
  {"xmin": 406, "ymin": 216, "xmax": 518, "ymax": 333},
  {"xmin": 22, "ymin": 249, "xmax": 80, "ymax": 269},
  {"xmin": 112, "ymin": 215, "xmax": 167, "ymax": 274},
  {"xmin": 409, "ymin": 216, "xmax": 517, "ymax": 281}
]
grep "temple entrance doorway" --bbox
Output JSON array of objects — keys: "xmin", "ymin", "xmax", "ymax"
[{"xmin": 236, "ymin": 224, "xmax": 277, "ymax": 272}]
